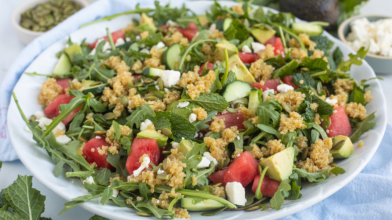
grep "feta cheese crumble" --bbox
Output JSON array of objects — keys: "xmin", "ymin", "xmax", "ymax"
[
  {"xmin": 136, "ymin": 35, "xmax": 141, "ymax": 41},
  {"xmin": 196, "ymin": 157, "xmax": 211, "ymax": 168},
  {"xmin": 115, "ymin": 38, "xmax": 125, "ymax": 46},
  {"xmin": 83, "ymin": 176, "xmax": 95, "ymax": 184},
  {"xmin": 277, "ymin": 84, "xmax": 294, "ymax": 94},
  {"xmin": 203, "ymin": 152, "xmax": 218, "ymax": 166},
  {"xmin": 172, "ymin": 142, "xmax": 180, "ymax": 148},
  {"xmin": 140, "ymin": 48, "xmax": 150, "ymax": 54},
  {"xmin": 35, "ymin": 111, "xmax": 44, "ymax": 120},
  {"xmin": 209, "ymin": 23, "xmax": 216, "ymax": 33},
  {"xmin": 112, "ymin": 189, "xmax": 119, "ymax": 198},
  {"xmin": 56, "ymin": 135, "xmax": 72, "ymax": 144},
  {"xmin": 242, "ymin": 45, "xmax": 252, "ymax": 53},
  {"xmin": 153, "ymin": 42, "xmax": 166, "ymax": 49},
  {"xmin": 157, "ymin": 169, "xmax": 166, "ymax": 175},
  {"xmin": 325, "ymin": 97, "xmax": 338, "ymax": 105},
  {"xmin": 177, "ymin": 101, "xmax": 190, "ymax": 108},
  {"xmin": 347, "ymin": 18, "xmax": 392, "ymax": 57},
  {"xmin": 140, "ymin": 119, "xmax": 153, "ymax": 131},
  {"xmin": 189, "ymin": 113, "xmax": 197, "ymax": 123},
  {"xmin": 225, "ymin": 182, "xmax": 247, "ymax": 206},
  {"xmin": 263, "ymin": 89, "xmax": 275, "ymax": 101},
  {"xmin": 38, "ymin": 117, "xmax": 52, "ymax": 131},
  {"xmin": 133, "ymin": 156, "xmax": 150, "ymax": 177},
  {"xmin": 251, "ymin": 42, "xmax": 266, "ymax": 53},
  {"xmin": 161, "ymin": 70, "xmax": 181, "ymax": 87}
]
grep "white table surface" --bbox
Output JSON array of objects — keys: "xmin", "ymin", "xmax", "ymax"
[{"xmin": 0, "ymin": 0, "xmax": 391, "ymax": 219}]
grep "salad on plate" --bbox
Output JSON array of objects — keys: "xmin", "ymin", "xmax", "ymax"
[{"xmin": 14, "ymin": 1, "xmax": 377, "ymax": 218}]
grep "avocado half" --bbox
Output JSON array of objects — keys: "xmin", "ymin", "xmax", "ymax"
[{"xmin": 279, "ymin": 0, "xmax": 340, "ymax": 29}]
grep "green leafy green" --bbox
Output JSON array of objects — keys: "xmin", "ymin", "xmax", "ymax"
[
  {"xmin": 92, "ymin": 168, "xmax": 111, "ymax": 186},
  {"xmin": 183, "ymin": 93, "xmax": 229, "ymax": 112},
  {"xmin": 89, "ymin": 215, "xmax": 109, "ymax": 220},
  {"xmin": 126, "ymin": 104, "xmax": 155, "ymax": 128},
  {"xmin": 270, "ymin": 179, "xmax": 291, "ymax": 210},
  {"xmin": 350, "ymin": 112, "xmax": 377, "ymax": 143},
  {"xmin": 337, "ymin": 47, "xmax": 368, "ymax": 72},
  {"xmin": 155, "ymin": 112, "xmax": 197, "ymax": 142},
  {"xmin": 224, "ymin": 19, "xmax": 250, "ymax": 41},
  {"xmin": 272, "ymin": 59, "xmax": 299, "ymax": 79},
  {"xmin": 257, "ymin": 100, "xmax": 282, "ymax": 127},
  {"xmin": 293, "ymin": 167, "xmax": 345, "ymax": 182}
]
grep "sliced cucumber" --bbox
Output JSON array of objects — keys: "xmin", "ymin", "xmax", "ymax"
[
  {"xmin": 292, "ymin": 23, "xmax": 323, "ymax": 36},
  {"xmin": 216, "ymin": 18, "xmax": 233, "ymax": 32},
  {"xmin": 223, "ymin": 80, "xmax": 252, "ymax": 102},
  {"xmin": 248, "ymin": 89, "xmax": 260, "ymax": 113},
  {"xmin": 181, "ymin": 198, "xmax": 225, "ymax": 211},
  {"xmin": 162, "ymin": 43, "xmax": 181, "ymax": 70},
  {"xmin": 82, "ymin": 83, "xmax": 108, "ymax": 95},
  {"xmin": 53, "ymin": 53, "xmax": 72, "ymax": 75},
  {"xmin": 144, "ymin": 67, "xmax": 165, "ymax": 78}
]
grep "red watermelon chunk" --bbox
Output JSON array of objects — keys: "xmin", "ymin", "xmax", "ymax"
[
  {"xmin": 223, "ymin": 151, "xmax": 259, "ymax": 187},
  {"xmin": 328, "ymin": 106, "xmax": 352, "ymax": 137},
  {"xmin": 283, "ymin": 76, "xmax": 299, "ymax": 89},
  {"xmin": 126, "ymin": 138, "xmax": 161, "ymax": 175},
  {"xmin": 209, "ymin": 168, "xmax": 227, "ymax": 186},
  {"xmin": 44, "ymin": 94, "xmax": 81, "ymax": 125},
  {"xmin": 264, "ymin": 36, "xmax": 276, "ymax": 46},
  {"xmin": 89, "ymin": 29, "xmax": 124, "ymax": 49},
  {"xmin": 83, "ymin": 136, "xmax": 112, "ymax": 169},
  {"xmin": 199, "ymin": 63, "xmax": 214, "ymax": 75},
  {"xmin": 238, "ymin": 52, "xmax": 260, "ymax": 64},
  {"xmin": 272, "ymin": 37, "xmax": 284, "ymax": 56},
  {"xmin": 251, "ymin": 78, "xmax": 280, "ymax": 93},
  {"xmin": 55, "ymin": 78, "xmax": 72, "ymax": 93},
  {"xmin": 251, "ymin": 175, "xmax": 280, "ymax": 197},
  {"xmin": 215, "ymin": 112, "xmax": 246, "ymax": 130}
]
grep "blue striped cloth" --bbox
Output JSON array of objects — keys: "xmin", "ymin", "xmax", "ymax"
[{"xmin": 0, "ymin": 0, "xmax": 391, "ymax": 218}]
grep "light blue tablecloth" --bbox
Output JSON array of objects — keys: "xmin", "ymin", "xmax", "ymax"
[{"xmin": 0, "ymin": 0, "xmax": 391, "ymax": 218}]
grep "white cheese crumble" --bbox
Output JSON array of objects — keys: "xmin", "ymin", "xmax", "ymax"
[
  {"xmin": 241, "ymin": 45, "xmax": 252, "ymax": 53},
  {"xmin": 189, "ymin": 113, "xmax": 197, "ymax": 123},
  {"xmin": 140, "ymin": 48, "xmax": 150, "ymax": 54},
  {"xmin": 161, "ymin": 70, "xmax": 181, "ymax": 88},
  {"xmin": 125, "ymin": 37, "xmax": 131, "ymax": 42},
  {"xmin": 38, "ymin": 117, "xmax": 52, "ymax": 131},
  {"xmin": 277, "ymin": 84, "xmax": 294, "ymax": 94},
  {"xmin": 56, "ymin": 135, "xmax": 72, "ymax": 144},
  {"xmin": 215, "ymin": 60, "xmax": 221, "ymax": 66},
  {"xmin": 136, "ymin": 35, "xmax": 141, "ymax": 41},
  {"xmin": 325, "ymin": 97, "xmax": 338, "ymax": 105},
  {"xmin": 140, "ymin": 119, "xmax": 153, "ymax": 131},
  {"xmin": 35, "ymin": 111, "xmax": 44, "ymax": 120},
  {"xmin": 172, "ymin": 142, "xmax": 179, "ymax": 148},
  {"xmin": 95, "ymin": 136, "xmax": 101, "ymax": 139},
  {"xmin": 72, "ymin": 78, "xmax": 79, "ymax": 83},
  {"xmin": 263, "ymin": 89, "xmax": 275, "ymax": 101},
  {"xmin": 203, "ymin": 152, "xmax": 218, "ymax": 166},
  {"xmin": 153, "ymin": 42, "xmax": 166, "ymax": 49},
  {"xmin": 25, "ymin": 126, "xmax": 31, "ymax": 133},
  {"xmin": 177, "ymin": 101, "xmax": 190, "ymax": 108},
  {"xmin": 196, "ymin": 157, "xmax": 212, "ymax": 168},
  {"xmin": 167, "ymin": 20, "xmax": 177, "ymax": 26},
  {"xmin": 251, "ymin": 42, "xmax": 266, "ymax": 53},
  {"xmin": 225, "ymin": 182, "xmax": 247, "ymax": 206},
  {"xmin": 347, "ymin": 18, "xmax": 392, "ymax": 57},
  {"xmin": 157, "ymin": 169, "xmax": 166, "ymax": 175},
  {"xmin": 164, "ymin": 88, "xmax": 170, "ymax": 93},
  {"xmin": 83, "ymin": 176, "xmax": 95, "ymax": 184},
  {"xmin": 112, "ymin": 189, "xmax": 119, "ymax": 198},
  {"xmin": 209, "ymin": 23, "xmax": 216, "ymax": 33},
  {"xmin": 115, "ymin": 38, "xmax": 125, "ymax": 46},
  {"xmin": 133, "ymin": 156, "xmax": 150, "ymax": 177},
  {"xmin": 52, "ymin": 122, "xmax": 66, "ymax": 134}
]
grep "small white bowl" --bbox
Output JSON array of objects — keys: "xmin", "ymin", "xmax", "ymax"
[
  {"xmin": 338, "ymin": 14, "xmax": 392, "ymax": 74},
  {"xmin": 12, "ymin": 0, "xmax": 89, "ymax": 44}
]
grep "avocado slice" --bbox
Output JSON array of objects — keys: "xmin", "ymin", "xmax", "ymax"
[
  {"xmin": 260, "ymin": 147, "xmax": 294, "ymax": 182},
  {"xmin": 65, "ymin": 43, "xmax": 82, "ymax": 59},
  {"xmin": 223, "ymin": 54, "xmax": 256, "ymax": 84},
  {"xmin": 215, "ymin": 40, "xmax": 238, "ymax": 62},
  {"xmin": 330, "ymin": 135, "xmax": 354, "ymax": 159},
  {"xmin": 181, "ymin": 198, "xmax": 225, "ymax": 211},
  {"xmin": 178, "ymin": 139, "xmax": 193, "ymax": 156},
  {"xmin": 197, "ymin": 15, "xmax": 209, "ymax": 26},
  {"xmin": 53, "ymin": 53, "xmax": 72, "ymax": 75},
  {"xmin": 137, "ymin": 130, "xmax": 168, "ymax": 148},
  {"xmin": 248, "ymin": 89, "xmax": 260, "ymax": 113},
  {"xmin": 250, "ymin": 28, "xmax": 276, "ymax": 44}
]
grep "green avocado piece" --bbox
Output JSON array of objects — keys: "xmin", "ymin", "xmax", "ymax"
[
  {"xmin": 197, "ymin": 15, "xmax": 209, "ymax": 27},
  {"xmin": 53, "ymin": 53, "xmax": 72, "ymax": 75},
  {"xmin": 260, "ymin": 147, "xmax": 294, "ymax": 181},
  {"xmin": 250, "ymin": 28, "xmax": 276, "ymax": 44},
  {"xmin": 137, "ymin": 130, "xmax": 168, "ymax": 147},
  {"xmin": 181, "ymin": 198, "xmax": 225, "ymax": 211},
  {"xmin": 330, "ymin": 135, "xmax": 354, "ymax": 159},
  {"xmin": 65, "ymin": 43, "xmax": 82, "ymax": 59},
  {"xmin": 215, "ymin": 40, "xmax": 238, "ymax": 62},
  {"xmin": 178, "ymin": 139, "xmax": 193, "ymax": 156},
  {"xmin": 224, "ymin": 54, "xmax": 256, "ymax": 84}
]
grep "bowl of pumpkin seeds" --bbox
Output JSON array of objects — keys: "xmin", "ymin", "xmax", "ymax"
[{"xmin": 12, "ymin": 0, "xmax": 88, "ymax": 44}]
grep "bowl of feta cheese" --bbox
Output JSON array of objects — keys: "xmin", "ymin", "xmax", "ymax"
[{"xmin": 338, "ymin": 14, "xmax": 392, "ymax": 74}]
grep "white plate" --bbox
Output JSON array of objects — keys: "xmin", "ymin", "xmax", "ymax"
[{"xmin": 7, "ymin": 1, "xmax": 388, "ymax": 219}]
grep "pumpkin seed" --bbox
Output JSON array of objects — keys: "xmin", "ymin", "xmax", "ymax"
[
  {"xmin": 29, "ymin": 115, "xmax": 37, "ymax": 122},
  {"xmin": 157, "ymin": 173, "xmax": 172, "ymax": 180},
  {"xmin": 103, "ymin": 112, "xmax": 116, "ymax": 120},
  {"xmin": 135, "ymin": 82, "xmax": 144, "ymax": 87},
  {"xmin": 246, "ymin": 205, "xmax": 261, "ymax": 211},
  {"xmin": 226, "ymin": 108, "xmax": 237, "ymax": 113},
  {"xmin": 158, "ymin": 78, "xmax": 164, "ymax": 91},
  {"xmin": 143, "ymin": 78, "xmax": 153, "ymax": 84},
  {"xmin": 120, "ymin": 95, "xmax": 129, "ymax": 107},
  {"xmin": 321, "ymin": 117, "xmax": 331, "ymax": 130},
  {"xmin": 161, "ymin": 128, "xmax": 172, "ymax": 136},
  {"xmin": 94, "ymin": 130, "xmax": 107, "ymax": 135},
  {"xmin": 78, "ymin": 137, "xmax": 87, "ymax": 142},
  {"xmin": 301, "ymin": 147, "xmax": 308, "ymax": 161},
  {"xmin": 144, "ymin": 95, "xmax": 157, "ymax": 101},
  {"xmin": 136, "ymin": 212, "xmax": 151, "ymax": 217}
]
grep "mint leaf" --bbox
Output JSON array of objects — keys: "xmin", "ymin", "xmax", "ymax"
[
  {"xmin": 2, "ymin": 175, "xmax": 46, "ymax": 220},
  {"xmin": 0, "ymin": 211, "xmax": 23, "ymax": 220},
  {"xmin": 292, "ymin": 72, "xmax": 316, "ymax": 88},
  {"xmin": 92, "ymin": 168, "xmax": 111, "ymax": 186},
  {"xmin": 270, "ymin": 179, "xmax": 291, "ymax": 210},
  {"xmin": 183, "ymin": 93, "xmax": 229, "ymax": 112},
  {"xmin": 193, "ymin": 110, "xmax": 217, "ymax": 130},
  {"xmin": 350, "ymin": 112, "xmax": 377, "ymax": 143},
  {"xmin": 153, "ymin": 115, "xmax": 171, "ymax": 130},
  {"xmin": 300, "ymin": 57, "xmax": 328, "ymax": 71},
  {"xmin": 155, "ymin": 112, "xmax": 197, "ymax": 142},
  {"xmin": 224, "ymin": 19, "xmax": 250, "ymax": 41}
]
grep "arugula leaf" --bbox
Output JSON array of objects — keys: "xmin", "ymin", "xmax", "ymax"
[
  {"xmin": 83, "ymin": 183, "xmax": 107, "ymax": 196},
  {"xmin": 178, "ymin": 189, "xmax": 237, "ymax": 209},
  {"xmin": 139, "ymin": 183, "xmax": 150, "ymax": 201},
  {"xmin": 350, "ymin": 112, "xmax": 377, "ymax": 143},
  {"xmin": 155, "ymin": 112, "xmax": 197, "ymax": 142},
  {"xmin": 293, "ymin": 167, "xmax": 345, "ymax": 182},
  {"xmin": 126, "ymin": 104, "xmax": 154, "ymax": 129},
  {"xmin": 270, "ymin": 179, "xmax": 291, "ymax": 210},
  {"xmin": 152, "ymin": 1, "xmax": 189, "ymax": 26},
  {"xmin": 288, "ymin": 180, "xmax": 302, "ymax": 200},
  {"xmin": 192, "ymin": 30, "xmax": 212, "ymax": 42},
  {"xmin": 183, "ymin": 93, "xmax": 229, "ymax": 112},
  {"xmin": 93, "ymin": 66, "xmax": 115, "ymax": 83},
  {"xmin": 224, "ymin": 19, "xmax": 250, "ymax": 41},
  {"xmin": 136, "ymin": 200, "xmax": 167, "ymax": 219},
  {"xmin": 61, "ymin": 194, "xmax": 100, "ymax": 214},
  {"xmin": 2, "ymin": 175, "xmax": 46, "ymax": 220},
  {"xmin": 348, "ymin": 83, "xmax": 365, "ymax": 105},
  {"xmin": 257, "ymin": 124, "xmax": 282, "ymax": 139},
  {"xmin": 337, "ymin": 47, "xmax": 368, "ymax": 72},
  {"xmin": 137, "ymin": 33, "xmax": 163, "ymax": 47},
  {"xmin": 257, "ymin": 100, "xmax": 282, "ymax": 127},
  {"xmin": 333, "ymin": 47, "xmax": 344, "ymax": 68},
  {"xmin": 106, "ymin": 153, "xmax": 129, "ymax": 176},
  {"xmin": 89, "ymin": 215, "xmax": 109, "ymax": 220},
  {"xmin": 92, "ymin": 168, "xmax": 111, "ymax": 186},
  {"xmin": 272, "ymin": 59, "xmax": 299, "ymax": 79},
  {"xmin": 89, "ymin": 99, "xmax": 107, "ymax": 112}
]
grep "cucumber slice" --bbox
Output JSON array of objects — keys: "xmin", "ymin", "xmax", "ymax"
[
  {"xmin": 82, "ymin": 83, "xmax": 108, "ymax": 95},
  {"xmin": 181, "ymin": 198, "xmax": 225, "ymax": 211},
  {"xmin": 248, "ymin": 89, "xmax": 260, "ymax": 113},
  {"xmin": 53, "ymin": 53, "xmax": 72, "ymax": 75},
  {"xmin": 292, "ymin": 23, "xmax": 323, "ymax": 36},
  {"xmin": 162, "ymin": 43, "xmax": 181, "ymax": 70},
  {"xmin": 144, "ymin": 67, "xmax": 165, "ymax": 78},
  {"xmin": 223, "ymin": 80, "xmax": 252, "ymax": 102},
  {"xmin": 216, "ymin": 18, "xmax": 233, "ymax": 32}
]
